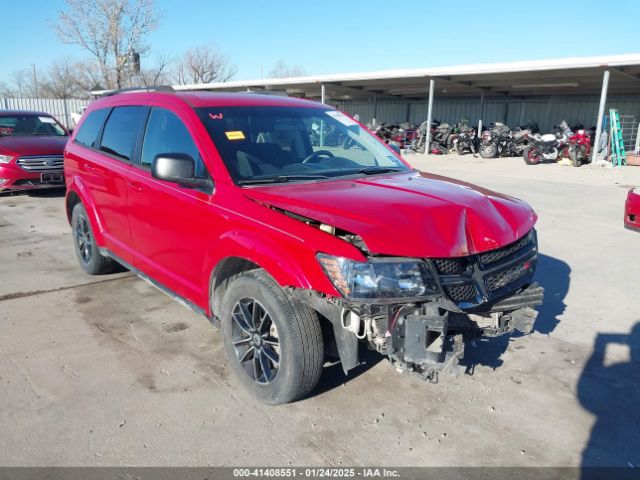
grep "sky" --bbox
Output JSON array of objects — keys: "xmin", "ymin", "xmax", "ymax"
[{"xmin": 2, "ymin": 0, "xmax": 640, "ymax": 83}]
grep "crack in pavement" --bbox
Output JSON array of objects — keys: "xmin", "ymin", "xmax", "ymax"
[{"xmin": 0, "ymin": 274, "xmax": 135, "ymax": 302}]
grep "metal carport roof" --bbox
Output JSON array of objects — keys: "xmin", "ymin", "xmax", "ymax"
[{"xmin": 171, "ymin": 54, "xmax": 640, "ymax": 100}]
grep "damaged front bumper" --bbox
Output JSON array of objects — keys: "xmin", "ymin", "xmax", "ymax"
[
  {"xmin": 389, "ymin": 283, "xmax": 543, "ymax": 381},
  {"xmin": 296, "ymin": 282, "xmax": 543, "ymax": 382},
  {"xmin": 295, "ymin": 228, "xmax": 544, "ymax": 381}
]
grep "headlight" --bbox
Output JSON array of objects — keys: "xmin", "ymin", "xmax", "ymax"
[
  {"xmin": 0, "ymin": 155, "xmax": 14, "ymax": 164},
  {"xmin": 317, "ymin": 254, "xmax": 440, "ymax": 299}
]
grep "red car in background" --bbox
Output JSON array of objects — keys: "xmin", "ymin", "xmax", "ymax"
[
  {"xmin": 625, "ymin": 188, "xmax": 640, "ymax": 231},
  {"xmin": 0, "ymin": 110, "xmax": 69, "ymax": 192}
]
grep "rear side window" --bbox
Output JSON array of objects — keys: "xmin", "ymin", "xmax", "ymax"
[
  {"xmin": 74, "ymin": 108, "xmax": 110, "ymax": 148},
  {"xmin": 99, "ymin": 106, "xmax": 149, "ymax": 161},
  {"xmin": 140, "ymin": 108, "xmax": 207, "ymax": 178}
]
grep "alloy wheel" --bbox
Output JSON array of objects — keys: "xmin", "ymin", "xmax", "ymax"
[
  {"xmin": 231, "ymin": 298, "xmax": 280, "ymax": 384},
  {"xmin": 74, "ymin": 214, "xmax": 93, "ymax": 263}
]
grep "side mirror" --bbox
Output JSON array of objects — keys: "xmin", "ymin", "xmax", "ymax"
[{"xmin": 151, "ymin": 153, "xmax": 211, "ymax": 190}]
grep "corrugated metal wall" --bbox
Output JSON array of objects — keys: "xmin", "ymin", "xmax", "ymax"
[
  {"xmin": 0, "ymin": 98, "xmax": 89, "ymax": 129},
  {"xmin": 335, "ymin": 94, "xmax": 640, "ymax": 139}
]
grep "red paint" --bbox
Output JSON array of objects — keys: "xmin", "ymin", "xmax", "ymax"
[
  {"xmin": 625, "ymin": 188, "xmax": 640, "ymax": 231},
  {"xmin": 0, "ymin": 111, "xmax": 68, "ymax": 191},
  {"xmin": 568, "ymin": 128, "xmax": 591, "ymax": 159},
  {"xmin": 65, "ymin": 91, "xmax": 538, "ymax": 314}
]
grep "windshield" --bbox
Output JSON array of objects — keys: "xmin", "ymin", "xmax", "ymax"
[
  {"xmin": 0, "ymin": 114, "xmax": 67, "ymax": 137},
  {"xmin": 197, "ymin": 106, "xmax": 409, "ymax": 184}
]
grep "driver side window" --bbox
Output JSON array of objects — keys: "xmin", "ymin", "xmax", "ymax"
[{"xmin": 140, "ymin": 108, "xmax": 209, "ymax": 178}]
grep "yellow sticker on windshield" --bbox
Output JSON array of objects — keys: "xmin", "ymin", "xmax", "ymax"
[{"xmin": 225, "ymin": 130, "xmax": 245, "ymax": 140}]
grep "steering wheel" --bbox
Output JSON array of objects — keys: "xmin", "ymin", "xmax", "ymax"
[{"xmin": 302, "ymin": 150, "xmax": 334, "ymax": 164}]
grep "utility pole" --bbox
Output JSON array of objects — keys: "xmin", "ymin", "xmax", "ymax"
[{"xmin": 32, "ymin": 64, "xmax": 38, "ymax": 97}]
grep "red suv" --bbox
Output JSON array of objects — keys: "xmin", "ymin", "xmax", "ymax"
[
  {"xmin": 0, "ymin": 110, "xmax": 69, "ymax": 191},
  {"xmin": 65, "ymin": 89, "xmax": 543, "ymax": 404}
]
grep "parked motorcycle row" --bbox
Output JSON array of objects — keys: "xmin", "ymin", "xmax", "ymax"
[{"xmin": 372, "ymin": 119, "xmax": 596, "ymax": 167}]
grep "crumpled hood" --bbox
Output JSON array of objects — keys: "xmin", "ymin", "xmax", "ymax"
[
  {"xmin": 0, "ymin": 135, "xmax": 68, "ymax": 156},
  {"xmin": 243, "ymin": 171, "xmax": 537, "ymax": 258}
]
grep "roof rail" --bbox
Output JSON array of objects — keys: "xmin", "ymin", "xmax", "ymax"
[
  {"xmin": 243, "ymin": 89, "xmax": 289, "ymax": 97},
  {"xmin": 100, "ymin": 85, "xmax": 175, "ymax": 97}
]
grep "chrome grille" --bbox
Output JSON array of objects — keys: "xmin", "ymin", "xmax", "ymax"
[{"xmin": 17, "ymin": 155, "xmax": 64, "ymax": 172}]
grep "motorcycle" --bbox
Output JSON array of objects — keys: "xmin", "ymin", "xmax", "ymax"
[
  {"xmin": 411, "ymin": 120, "xmax": 440, "ymax": 154},
  {"xmin": 480, "ymin": 122, "xmax": 536, "ymax": 158},
  {"xmin": 374, "ymin": 122, "xmax": 417, "ymax": 150},
  {"xmin": 479, "ymin": 123, "xmax": 513, "ymax": 158},
  {"xmin": 453, "ymin": 125, "xmax": 478, "ymax": 155},
  {"xmin": 523, "ymin": 120, "xmax": 572, "ymax": 165},
  {"xmin": 429, "ymin": 122, "xmax": 454, "ymax": 154},
  {"xmin": 567, "ymin": 127, "xmax": 591, "ymax": 167}
]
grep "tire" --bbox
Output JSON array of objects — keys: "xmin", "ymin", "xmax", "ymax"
[
  {"xmin": 71, "ymin": 203, "xmax": 115, "ymax": 275},
  {"xmin": 570, "ymin": 145, "xmax": 586, "ymax": 167},
  {"xmin": 455, "ymin": 142, "xmax": 463, "ymax": 155},
  {"xmin": 523, "ymin": 146, "xmax": 542, "ymax": 165},
  {"xmin": 479, "ymin": 142, "xmax": 497, "ymax": 158},
  {"xmin": 220, "ymin": 269, "xmax": 324, "ymax": 405}
]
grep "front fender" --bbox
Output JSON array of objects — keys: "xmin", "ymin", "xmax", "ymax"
[
  {"xmin": 66, "ymin": 176, "xmax": 106, "ymax": 248},
  {"xmin": 202, "ymin": 229, "xmax": 343, "ymax": 315}
]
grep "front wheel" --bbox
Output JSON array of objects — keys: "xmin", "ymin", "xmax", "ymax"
[
  {"xmin": 523, "ymin": 146, "xmax": 542, "ymax": 165},
  {"xmin": 570, "ymin": 145, "xmax": 587, "ymax": 167},
  {"xmin": 221, "ymin": 269, "xmax": 324, "ymax": 404},
  {"xmin": 479, "ymin": 142, "xmax": 497, "ymax": 158},
  {"xmin": 71, "ymin": 203, "xmax": 116, "ymax": 275}
]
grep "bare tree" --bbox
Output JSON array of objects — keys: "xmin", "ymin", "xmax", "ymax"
[
  {"xmin": 73, "ymin": 60, "xmax": 109, "ymax": 93},
  {"xmin": 172, "ymin": 46, "xmax": 236, "ymax": 85},
  {"xmin": 55, "ymin": 0, "xmax": 161, "ymax": 89},
  {"xmin": 1, "ymin": 68, "xmax": 38, "ymax": 97},
  {"xmin": 268, "ymin": 60, "xmax": 307, "ymax": 79},
  {"xmin": 136, "ymin": 53, "xmax": 173, "ymax": 87},
  {"xmin": 40, "ymin": 60, "xmax": 85, "ymax": 99}
]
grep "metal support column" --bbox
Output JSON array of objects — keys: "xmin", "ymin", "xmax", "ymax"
[
  {"xmin": 372, "ymin": 92, "xmax": 378, "ymax": 126},
  {"xmin": 425, "ymin": 79, "xmax": 434, "ymax": 153},
  {"xmin": 591, "ymin": 70, "xmax": 610, "ymax": 164},
  {"xmin": 320, "ymin": 83, "xmax": 326, "ymax": 147},
  {"xmin": 478, "ymin": 92, "xmax": 485, "ymax": 137}
]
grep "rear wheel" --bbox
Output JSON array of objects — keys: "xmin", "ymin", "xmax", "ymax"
[
  {"xmin": 479, "ymin": 142, "xmax": 497, "ymax": 158},
  {"xmin": 71, "ymin": 203, "xmax": 115, "ymax": 275},
  {"xmin": 523, "ymin": 146, "xmax": 542, "ymax": 165},
  {"xmin": 220, "ymin": 269, "xmax": 324, "ymax": 404}
]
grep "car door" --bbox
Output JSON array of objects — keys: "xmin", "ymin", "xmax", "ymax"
[
  {"xmin": 84, "ymin": 105, "xmax": 149, "ymax": 264},
  {"xmin": 127, "ymin": 106, "xmax": 214, "ymax": 305}
]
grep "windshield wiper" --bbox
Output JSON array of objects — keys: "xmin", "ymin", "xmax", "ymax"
[
  {"xmin": 238, "ymin": 174, "xmax": 330, "ymax": 185},
  {"xmin": 357, "ymin": 166, "xmax": 405, "ymax": 175}
]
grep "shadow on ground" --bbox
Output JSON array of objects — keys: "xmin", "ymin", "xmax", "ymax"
[
  {"xmin": 0, "ymin": 187, "xmax": 66, "ymax": 198},
  {"xmin": 309, "ymin": 346, "xmax": 383, "ymax": 399},
  {"xmin": 579, "ymin": 322, "xmax": 640, "ymax": 478},
  {"xmin": 461, "ymin": 253, "xmax": 570, "ymax": 371}
]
